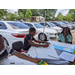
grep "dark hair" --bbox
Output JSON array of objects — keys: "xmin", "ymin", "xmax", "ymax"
[
  {"xmin": 29, "ymin": 27, "xmax": 36, "ymax": 32},
  {"xmin": 61, "ymin": 27, "xmax": 72, "ymax": 39},
  {"xmin": 61, "ymin": 27, "xmax": 72, "ymax": 35},
  {"xmin": 0, "ymin": 34, "xmax": 3, "ymax": 38}
]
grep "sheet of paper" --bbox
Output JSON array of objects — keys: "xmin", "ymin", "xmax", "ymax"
[
  {"xmin": 59, "ymin": 52, "xmax": 75, "ymax": 62},
  {"xmin": 0, "ymin": 55, "xmax": 36, "ymax": 65},
  {"xmin": 48, "ymin": 41, "xmax": 75, "ymax": 49},
  {"xmin": 27, "ymin": 44, "xmax": 59, "ymax": 59}
]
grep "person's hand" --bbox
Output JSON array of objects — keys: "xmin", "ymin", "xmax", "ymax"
[
  {"xmin": 45, "ymin": 42, "xmax": 50, "ymax": 45},
  {"xmin": 33, "ymin": 59, "xmax": 41, "ymax": 64},
  {"xmin": 43, "ymin": 43, "xmax": 49, "ymax": 47}
]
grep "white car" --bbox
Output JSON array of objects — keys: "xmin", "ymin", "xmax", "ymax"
[
  {"xmin": 39, "ymin": 22, "xmax": 63, "ymax": 34},
  {"xmin": 0, "ymin": 21, "xmax": 30, "ymax": 47},
  {"xmin": 24, "ymin": 22, "xmax": 58, "ymax": 41}
]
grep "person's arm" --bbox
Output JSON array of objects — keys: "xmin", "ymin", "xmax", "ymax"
[
  {"xmin": 29, "ymin": 40, "xmax": 49, "ymax": 47},
  {"xmin": 34, "ymin": 39, "xmax": 50, "ymax": 44},
  {"xmin": 65, "ymin": 37, "xmax": 70, "ymax": 43},
  {"xmin": 58, "ymin": 40, "xmax": 61, "ymax": 42},
  {"xmin": 70, "ymin": 42, "xmax": 72, "ymax": 44},
  {"xmin": 13, "ymin": 51, "xmax": 41, "ymax": 64}
]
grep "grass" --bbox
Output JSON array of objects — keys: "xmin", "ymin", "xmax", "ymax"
[{"xmin": 73, "ymin": 49, "xmax": 75, "ymax": 55}]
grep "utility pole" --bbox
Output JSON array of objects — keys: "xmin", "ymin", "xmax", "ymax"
[{"xmin": 43, "ymin": 9, "xmax": 47, "ymax": 32}]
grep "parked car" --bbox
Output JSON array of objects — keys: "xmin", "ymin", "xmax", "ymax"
[
  {"xmin": 39, "ymin": 22, "xmax": 62, "ymax": 34},
  {"xmin": 58, "ymin": 21, "xmax": 73, "ymax": 30},
  {"xmin": 70, "ymin": 22, "xmax": 75, "ymax": 29},
  {"xmin": 0, "ymin": 21, "xmax": 31, "ymax": 47},
  {"xmin": 24, "ymin": 22, "xmax": 58, "ymax": 41},
  {"xmin": 19, "ymin": 19, "xmax": 25, "ymax": 23},
  {"xmin": 62, "ymin": 21, "xmax": 74, "ymax": 29},
  {"xmin": 51, "ymin": 21, "xmax": 66, "ymax": 28}
]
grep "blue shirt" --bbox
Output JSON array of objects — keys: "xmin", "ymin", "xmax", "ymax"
[{"xmin": 58, "ymin": 33, "xmax": 72, "ymax": 43}]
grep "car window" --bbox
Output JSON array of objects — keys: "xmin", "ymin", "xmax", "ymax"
[
  {"xmin": 40, "ymin": 23, "xmax": 51, "ymax": 27},
  {"xmin": 65, "ymin": 21, "xmax": 69, "ymax": 24},
  {"xmin": 49, "ymin": 22, "xmax": 56, "ymax": 27},
  {"xmin": 34, "ymin": 23, "xmax": 44, "ymax": 28},
  {"xmin": 56, "ymin": 22, "xmax": 63, "ymax": 25},
  {"xmin": 0, "ymin": 22, "xmax": 7, "ymax": 29},
  {"xmin": 59, "ymin": 22, "xmax": 66, "ymax": 25},
  {"xmin": 7, "ymin": 22, "xmax": 30, "ymax": 29},
  {"xmin": 24, "ymin": 23, "xmax": 34, "ymax": 27},
  {"xmin": 45, "ymin": 23, "xmax": 51, "ymax": 27},
  {"xmin": 52, "ymin": 22, "xmax": 58, "ymax": 26},
  {"xmin": 40, "ymin": 23, "xmax": 44, "ymax": 26}
]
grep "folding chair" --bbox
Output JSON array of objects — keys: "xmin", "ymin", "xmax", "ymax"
[{"xmin": 12, "ymin": 41, "xmax": 23, "ymax": 52}]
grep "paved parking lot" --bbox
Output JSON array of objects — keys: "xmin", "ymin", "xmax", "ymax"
[{"xmin": 52, "ymin": 30, "xmax": 75, "ymax": 45}]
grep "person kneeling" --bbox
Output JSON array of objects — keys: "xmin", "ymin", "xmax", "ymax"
[{"xmin": 22, "ymin": 27, "xmax": 50, "ymax": 52}]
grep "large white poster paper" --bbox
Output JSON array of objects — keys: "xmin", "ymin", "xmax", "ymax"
[{"xmin": 27, "ymin": 44, "xmax": 59, "ymax": 59}]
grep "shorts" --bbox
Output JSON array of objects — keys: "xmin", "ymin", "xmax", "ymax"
[{"xmin": 21, "ymin": 49, "xmax": 28, "ymax": 53}]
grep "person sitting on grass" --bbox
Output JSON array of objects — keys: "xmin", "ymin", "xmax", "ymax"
[
  {"xmin": 58, "ymin": 27, "xmax": 72, "ymax": 44},
  {"xmin": 0, "ymin": 34, "xmax": 41, "ymax": 64},
  {"xmin": 22, "ymin": 27, "xmax": 50, "ymax": 53}
]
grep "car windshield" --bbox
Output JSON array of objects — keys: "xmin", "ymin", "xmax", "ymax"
[
  {"xmin": 34, "ymin": 23, "xmax": 44, "ymax": 28},
  {"xmin": 65, "ymin": 21, "xmax": 69, "ymax": 24},
  {"xmin": 7, "ymin": 22, "xmax": 30, "ymax": 29},
  {"xmin": 59, "ymin": 22, "xmax": 67, "ymax": 25},
  {"xmin": 57, "ymin": 22, "xmax": 63, "ymax": 25},
  {"xmin": 49, "ymin": 22, "xmax": 56, "ymax": 27}
]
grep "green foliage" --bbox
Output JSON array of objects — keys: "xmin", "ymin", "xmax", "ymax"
[
  {"xmin": 64, "ymin": 14, "xmax": 73, "ymax": 22},
  {"xmin": 25, "ymin": 9, "xmax": 32, "ymax": 19},
  {"xmin": 30, "ymin": 9, "xmax": 39, "ymax": 16},
  {"xmin": 18, "ymin": 9, "xmax": 27, "ymax": 17},
  {"xmin": 0, "ymin": 9, "xmax": 7, "ymax": 19},
  {"xmin": 57, "ymin": 13, "xmax": 64, "ymax": 21},
  {"xmin": 55, "ymin": 12, "xmax": 73, "ymax": 22},
  {"xmin": 19, "ymin": 12, "xmax": 24, "ymax": 19},
  {"xmin": 6, "ymin": 13, "xmax": 17, "ymax": 21},
  {"xmin": 39, "ymin": 9, "xmax": 57, "ymax": 21},
  {"xmin": 18, "ymin": 9, "xmax": 57, "ymax": 21},
  {"xmin": 69, "ymin": 9, "xmax": 75, "ymax": 21}
]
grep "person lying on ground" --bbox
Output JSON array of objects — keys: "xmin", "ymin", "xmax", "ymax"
[
  {"xmin": 58, "ymin": 27, "xmax": 72, "ymax": 44},
  {"xmin": 0, "ymin": 35, "xmax": 41, "ymax": 64},
  {"xmin": 22, "ymin": 27, "xmax": 50, "ymax": 52}
]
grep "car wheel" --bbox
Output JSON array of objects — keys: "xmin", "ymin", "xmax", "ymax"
[
  {"xmin": 3, "ymin": 37, "xmax": 9, "ymax": 46},
  {"xmin": 38, "ymin": 33, "xmax": 47, "ymax": 41}
]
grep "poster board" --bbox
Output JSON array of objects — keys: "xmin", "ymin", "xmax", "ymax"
[
  {"xmin": 49, "ymin": 41, "xmax": 75, "ymax": 53},
  {"xmin": 27, "ymin": 44, "xmax": 59, "ymax": 59}
]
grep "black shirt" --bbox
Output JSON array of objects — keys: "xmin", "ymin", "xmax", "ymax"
[{"xmin": 23, "ymin": 34, "xmax": 35, "ymax": 50}]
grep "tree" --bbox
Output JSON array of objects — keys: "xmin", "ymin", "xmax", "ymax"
[
  {"xmin": 18, "ymin": 9, "xmax": 27, "ymax": 17},
  {"xmin": 39, "ymin": 9, "xmax": 57, "ymax": 21},
  {"xmin": 6, "ymin": 13, "xmax": 17, "ymax": 21},
  {"xmin": 0, "ymin": 9, "xmax": 7, "ymax": 19},
  {"xmin": 30, "ymin": 9, "xmax": 39, "ymax": 16},
  {"xmin": 19, "ymin": 12, "xmax": 24, "ymax": 19},
  {"xmin": 64, "ymin": 14, "xmax": 73, "ymax": 22},
  {"xmin": 57, "ymin": 12, "xmax": 64, "ymax": 21},
  {"xmin": 25, "ymin": 9, "xmax": 32, "ymax": 19},
  {"xmin": 69, "ymin": 9, "xmax": 75, "ymax": 21}
]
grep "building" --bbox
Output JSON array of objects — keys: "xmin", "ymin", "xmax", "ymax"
[{"xmin": 30, "ymin": 16, "xmax": 45, "ymax": 22}]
